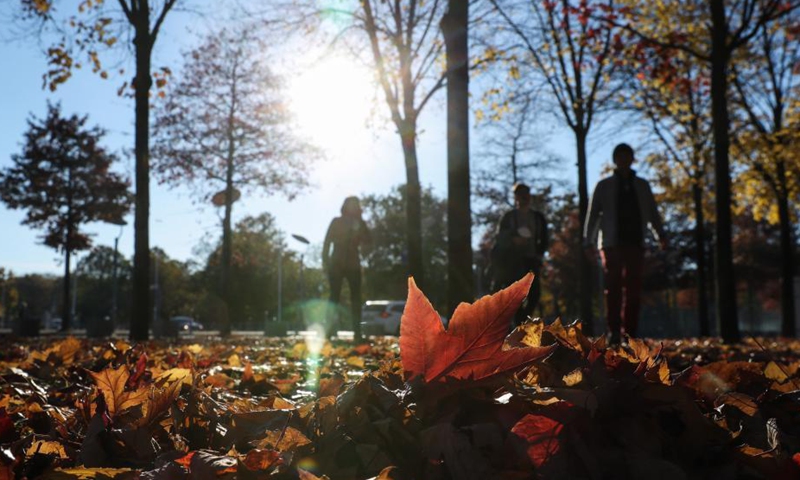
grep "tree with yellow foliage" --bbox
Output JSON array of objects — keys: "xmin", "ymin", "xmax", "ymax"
[
  {"xmin": 730, "ymin": 13, "xmax": 800, "ymax": 336},
  {"xmin": 621, "ymin": 33, "xmax": 715, "ymax": 335},
  {"xmin": 616, "ymin": 0, "xmax": 800, "ymax": 343}
]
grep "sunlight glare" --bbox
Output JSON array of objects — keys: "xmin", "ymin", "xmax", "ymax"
[{"xmin": 287, "ymin": 56, "xmax": 376, "ymax": 157}]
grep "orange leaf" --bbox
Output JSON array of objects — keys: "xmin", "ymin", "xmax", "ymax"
[
  {"xmin": 175, "ymin": 451, "xmax": 195, "ymax": 469},
  {"xmin": 400, "ymin": 273, "xmax": 554, "ymax": 383}
]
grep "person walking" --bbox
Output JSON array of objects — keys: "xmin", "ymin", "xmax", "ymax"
[
  {"xmin": 323, "ymin": 196, "xmax": 371, "ymax": 341},
  {"xmin": 584, "ymin": 143, "xmax": 667, "ymax": 344},
  {"xmin": 491, "ymin": 183, "xmax": 549, "ymax": 328}
]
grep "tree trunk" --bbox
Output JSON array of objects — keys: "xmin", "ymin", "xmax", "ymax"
[
  {"xmin": 220, "ymin": 150, "xmax": 235, "ymax": 337},
  {"xmin": 62, "ymin": 167, "xmax": 74, "ymax": 331},
  {"xmin": 401, "ymin": 131, "xmax": 425, "ymax": 290},
  {"xmin": 62, "ymin": 246, "xmax": 71, "ymax": 332},
  {"xmin": 576, "ymin": 128, "xmax": 593, "ymax": 335},
  {"xmin": 220, "ymin": 54, "xmax": 241, "ymax": 337},
  {"xmin": 442, "ymin": 0, "xmax": 474, "ymax": 316},
  {"xmin": 710, "ymin": 0, "xmax": 740, "ymax": 343},
  {"xmin": 777, "ymin": 178, "xmax": 796, "ymax": 337},
  {"xmin": 130, "ymin": 7, "xmax": 153, "ymax": 342},
  {"xmin": 693, "ymin": 182, "xmax": 710, "ymax": 336}
]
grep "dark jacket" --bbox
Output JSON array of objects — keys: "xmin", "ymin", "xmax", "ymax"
[
  {"xmin": 323, "ymin": 216, "xmax": 370, "ymax": 272},
  {"xmin": 584, "ymin": 172, "xmax": 664, "ymax": 248},
  {"xmin": 492, "ymin": 208, "xmax": 548, "ymax": 285}
]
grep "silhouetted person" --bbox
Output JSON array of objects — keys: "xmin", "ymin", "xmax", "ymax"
[
  {"xmin": 323, "ymin": 196, "xmax": 371, "ymax": 341},
  {"xmin": 492, "ymin": 183, "xmax": 548, "ymax": 328},
  {"xmin": 584, "ymin": 143, "xmax": 667, "ymax": 344}
]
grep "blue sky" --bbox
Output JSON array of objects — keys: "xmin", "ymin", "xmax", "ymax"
[{"xmin": 0, "ymin": 5, "xmax": 616, "ymax": 276}]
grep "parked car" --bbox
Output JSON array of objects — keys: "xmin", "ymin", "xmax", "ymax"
[
  {"xmin": 169, "ymin": 316, "xmax": 204, "ymax": 334},
  {"xmin": 360, "ymin": 300, "xmax": 405, "ymax": 335}
]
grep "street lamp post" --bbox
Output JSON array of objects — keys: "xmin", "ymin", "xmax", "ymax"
[
  {"xmin": 153, "ymin": 250, "xmax": 160, "ymax": 331},
  {"xmin": 111, "ymin": 222, "xmax": 126, "ymax": 328},
  {"xmin": 291, "ymin": 234, "xmax": 311, "ymax": 304},
  {"xmin": 101, "ymin": 217, "xmax": 127, "ymax": 333},
  {"xmin": 72, "ymin": 265, "xmax": 78, "ymax": 324},
  {"xmin": 274, "ymin": 233, "xmax": 311, "ymax": 326},
  {"xmin": 277, "ymin": 243, "xmax": 282, "ymax": 323}
]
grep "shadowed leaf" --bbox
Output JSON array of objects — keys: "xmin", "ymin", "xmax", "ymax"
[{"xmin": 511, "ymin": 414, "xmax": 564, "ymax": 469}]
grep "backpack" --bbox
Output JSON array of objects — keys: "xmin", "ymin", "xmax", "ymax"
[{"xmin": 490, "ymin": 209, "xmax": 547, "ymax": 288}]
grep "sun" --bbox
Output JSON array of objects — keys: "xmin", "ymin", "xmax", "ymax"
[{"xmin": 287, "ymin": 55, "xmax": 377, "ymax": 157}]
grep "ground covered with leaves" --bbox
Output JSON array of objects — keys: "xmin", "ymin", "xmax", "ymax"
[{"xmin": 2, "ymin": 276, "xmax": 800, "ymax": 479}]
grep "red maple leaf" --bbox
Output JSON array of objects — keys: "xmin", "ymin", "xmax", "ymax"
[
  {"xmin": 511, "ymin": 414, "xmax": 564, "ymax": 468},
  {"xmin": 400, "ymin": 273, "xmax": 554, "ymax": 383}
]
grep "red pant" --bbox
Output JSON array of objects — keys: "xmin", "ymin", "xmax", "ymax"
[{"xmin": 601, "ymin": 246, "xmax": 644, "ymax": 337}]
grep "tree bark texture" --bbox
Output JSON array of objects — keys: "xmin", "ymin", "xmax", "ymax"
[
  {"xmin": 131, "ymin": 4, "xmax": 152, "ymax": 341},
  {"xmin": 401, "ymin": 132, "xmax": 425, "ymax": 291},
  {"xmin": 710, "ymin": 0, "xmax": 740, "ymax": 343},
  {"xmin": 62, "ymin": 167, "xmax": 73, "ymax": 331},
  {"xmin": 777, "ymin": 181, "xmax": 796, "ymax": 337},
  {"xmin": 576, "ymin": 129, "xmax": 594, "ymax": 335},
  {"xmin": 62, "ymin": 244, "xmax": 72, "ymax": 332},
  {"xmin": 693, "ymin": 182, "xmax": 710, "ymax": 336},
  {"xmin": 220, "ymin": 145, "xmax": 235, "ymax": 338},
  {"xmin": 442, "ymin": 0, "xmax": 474, "ymax": 316}
]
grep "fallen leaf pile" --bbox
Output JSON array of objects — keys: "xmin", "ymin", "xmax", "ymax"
[{"xmin": 0, "ymin": 274, "xmax": 799, "ymax": 479}]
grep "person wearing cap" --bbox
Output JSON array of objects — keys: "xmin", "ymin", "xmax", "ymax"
[
  {"xmin": 491, "ymin": 183, "xmax": 549, "ymax": 327},
  {"xmin": 323, "ymin": 196, "xmax": 371, "ymax": 341},
  {"xmin": 584, "ymin": 143, "xmax": 667, "ymax": 344}
]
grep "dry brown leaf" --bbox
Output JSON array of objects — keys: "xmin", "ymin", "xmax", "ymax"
[
  {"xmin": 39, "ymin": 467, "xmax": 134, "ymax": 479},
  {"xmin": 26, "ymin": 440, "xmax": 68, "ymax": 459},
  {"xmin": 129, "ymin": 376, "xmax": 184, "ymax": 428},
  {"xmin": 205, "ymin": 373, "xmax": 235, "ymax": 389},
  {"xmin": 89, "ymin": 365, "xmax": 131, "ymax": 417},
  {"xmin": 372, "ymin": 466, "xmax": 403, "ymax": 479},
  {"xmin": 298, "ymin": 468, "xmax": 329, "ymax": 480},
  {"xmin": 715, "ymin": 392, "xmax": 759, "ymax": 416},
  {"xmin": 240, "ymin": 449, "xmax": 282, "ymax": 472},
  {"xmin": 256, "ymin": 427, "xmax": 312, "ymax": 451},
  {"xmin": 562, "ymin": 368, "xmax": 583, "ymax": 387},
  {"xmin": 506, "ymin": 320, "xmax": 545, "ymax": 348},
  {"xmin": 154, "ymin": 368, "xmax": 193, "ymax": 387},
  {"xmin": 228, "ymin": 354, "xmax": 242, "ymax": 367},
  {"xmin": 56, "ymin": 337, "xmax": 83, "ymax": 364},
  {"xmin": 644, "ymin": 359, "xmax": 671, "ymax": 385},
  {"xmin": 764, "ymin": 361, "xmax": 788, "ymax": 383},
  {"xmin": 318, "ymin": 374, "xmax": 345, "ymax": 398},
  {"xmin": 243, "ymin": 361, "xmax": 254, "ymax": 383},
  {"xmin": 264, "ymin": 397, "xmax": 295, "ymax": 410},
  {"xmin": 544, "ymin": 318, "xmax": 589, "ymax": 353},
  {"xmin": 346, "ymin": 356, "xmax": 365, "ymax": 368}
]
